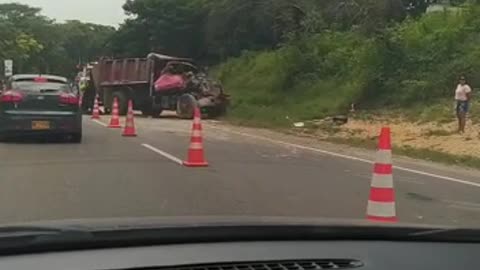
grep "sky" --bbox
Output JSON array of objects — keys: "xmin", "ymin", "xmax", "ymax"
[{"xmin": 0, "ymin": 0, "xmax": 127, "ymax": 26}]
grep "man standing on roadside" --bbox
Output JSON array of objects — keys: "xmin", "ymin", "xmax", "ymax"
[{"xmin": 455, "ymin": 75, "xmax": 472, "ymax": 134}]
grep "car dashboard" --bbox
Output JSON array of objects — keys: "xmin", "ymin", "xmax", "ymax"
[{"xmin": 0, "ymin": 240, "xmax": 476, "ymax": 270}]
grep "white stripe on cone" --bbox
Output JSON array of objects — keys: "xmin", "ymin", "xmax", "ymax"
[
  {"xmin": 192, "ymin": 130, "xmax": 202, "ymax": 137},
  {"xmin": 189, "ymin": 142, "xmax": 203, "ymax": 150},
  {"xmin": 93, "ymin": 99, "xmax": 99, "ymax": 111},
  {"xmin": 193, "ymin": 118, "xmax": 201, "ymax": 124},
  {"xmin": 367, "ymin": 201, "xmax": 396, "ymax": 217},
  {"xmin": 375, "ymin": 149, "xmax": 392, "ymax": 164},
  {"xmin": 371, "ymin": 174, "xmax": 394, "ymax": 188}
]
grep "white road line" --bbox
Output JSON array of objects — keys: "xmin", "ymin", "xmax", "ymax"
[
  {"xmin": 393, "ymin": 166, "xmax": 480, "ymax": 188},
  {"xmin": 141, "ymin": 143, "xmax": 183, "ymax": 165},
  {"xmin": 445, "ymin": 199, "xmax": 480, "ymax": 212},
  {"xmin": 92, "ymin": 119, "xmax": 108, "ymax": 127},
  {"xmin": 448, "ymin": 204, "xmax": 480, "ymax": 212},
  {"xmin": 207, "ymin": 125, "xmax": 480, "ymax": 188},
  {"xmin": 444, "ymin": 199, "xmax": 480, "ymax": 208}
]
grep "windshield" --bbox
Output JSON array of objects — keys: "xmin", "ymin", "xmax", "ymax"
[{"xmin": 0, "ymin": 0, "xmax": 478, "ymax": 239}]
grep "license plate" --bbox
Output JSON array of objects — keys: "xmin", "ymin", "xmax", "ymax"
[{"xmin": 32, "ymin": 121, "xmax": 50, "ymax": 130}]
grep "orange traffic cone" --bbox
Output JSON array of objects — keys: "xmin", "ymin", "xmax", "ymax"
[
  {"xmin": 366, "ymin": 127, "xmax": 397, "ymax": 223},
  {"xmin": 183, "ymin": 107, "xmax": 208, "ymax": 167},
  {"xmin": 91, "ymin": 94, "xmax": 100, "ymax": 120},
  {"xmin": 108, "ymin": 97, "xmax": 122, "ymax": 128},
  {"xmin": 122, "ymin": 100, "xmax": 137, "ymax": 137}
]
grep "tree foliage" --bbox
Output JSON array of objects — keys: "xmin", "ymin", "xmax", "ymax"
[
  {"xmin": 0, "ymin": 3, "xmax": 115, "ymax": 77},
  {"xmin": 213, "ymin": 1, "xmax": 480, "ymax": 124},
  {"xmin": 110, "ymin": 0, "xmax": 443, "ymax": 62}
]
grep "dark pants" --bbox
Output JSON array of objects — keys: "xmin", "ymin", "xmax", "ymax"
[
  {"xmin": 456, "ymin": 100, "xmax": 469, "ymax": 133},
  {"xmin": 456, "ymin": 100, "xmax": 469, "ymax": 115}
]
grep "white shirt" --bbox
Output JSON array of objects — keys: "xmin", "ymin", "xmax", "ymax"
[{"xmin": 455, "ymin": 84, "xmax": 472, "ymax": 101}]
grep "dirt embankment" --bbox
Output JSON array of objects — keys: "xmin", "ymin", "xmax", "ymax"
[{"xmin": 293, "ymin": 116, "xmax": 480, "ymax": 158}]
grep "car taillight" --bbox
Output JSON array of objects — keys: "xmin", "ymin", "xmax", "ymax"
[
  {"xmin": 59, "ymin": 93, "xmax": 79, "ymax": 105},
  {"xmin": 0, "ymin": 90, "xmax": 23, "ymax": 103}
]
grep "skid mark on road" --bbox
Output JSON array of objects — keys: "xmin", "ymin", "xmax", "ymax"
[
  {"xmin": 208, "ymin": 125, "xmax": 480, "ymax": 189},
  {"xmin": 407, "ymin": 192, "xmax": 435, "ymax": 202},
  {"xmin": 141, "ymin": 144, "xmax": 183, "ymax": 165}
]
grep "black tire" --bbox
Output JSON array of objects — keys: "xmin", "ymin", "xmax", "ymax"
[
  {"xmin": 218, "ymin": 103, "xmax": 227, "ymax": 116},
  {"xmin": 141, "ymin": 101, "xmax": 153, "ymax": 117},
  {"xmin": 177, "ymin": 94, "xmax": 197, "ymax": 119},
  {"xmin": 0, "ymin": 133, "xmax": 6, "ymax": 142},
  {"xmin": 70, "ymin": 132, "xmax": 82, "ymax": 143},
  {"xmin": 103, "ymin": 90, "xmax": 113, "ymax": 114},
  {"xmin": 112, "ymin": 91, "xmax": 128, "ymax": 115},
  {"xmin": 141, "ymin": 109, "xmax": 152, "ymax": 117},
  {"xmin": 206, "ymin": 105, "xmax": 227, "ymax": 118},
  {"xmin": 151, "ymin": 104, "xmax": 163, "ymax": 118}
]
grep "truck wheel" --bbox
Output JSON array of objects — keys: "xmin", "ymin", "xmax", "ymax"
[
  {"xmin": 151, "ymin": 105, "xmax": 163, "ymax": 118},
  {"xmin": 207, "ymin": 105, "xmax": 227, "ymax": 118},
  {"xmin": 103, "ymin": 90, "xmax": 113, "ymax": 114},
  {"xmin": 177, "ymin": 94, "xmax": 197, "ymax": 119},
  {"xmin": 112, "ymin": 91, "xmax": 128, "ymax": 115},
  {"xmin": 141, "ymin": 107, "xmax": 152, "ymax": 117}
]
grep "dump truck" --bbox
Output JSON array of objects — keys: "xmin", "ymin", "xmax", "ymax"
[{"xmin": 83, "ymin": 53, "xmax": 229, "ymax": 118}]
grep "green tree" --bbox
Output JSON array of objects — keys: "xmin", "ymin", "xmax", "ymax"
[
  {"xmin": 0, "ymin": 3, "xmax": 114, "ymax": 77},
  {"xmin": 111, "ymin": 0, "xmax": 206, "ymax": 58}
]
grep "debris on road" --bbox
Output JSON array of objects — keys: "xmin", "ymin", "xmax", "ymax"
[{"xmin": 293, "ymin": 122, "xmax": 305, "ymax": 128}]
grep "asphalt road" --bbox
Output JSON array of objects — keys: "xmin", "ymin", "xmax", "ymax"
[{"xmin": 0, "ymin": 114, "xmax": 479, "ymax": 227}]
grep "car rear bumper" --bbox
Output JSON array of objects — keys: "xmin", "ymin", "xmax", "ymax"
[{"xmin": 0, "ymin": 112, "xmax": 82, "ymax": 134}]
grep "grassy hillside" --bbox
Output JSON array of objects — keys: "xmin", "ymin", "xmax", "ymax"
[{"xmin": 215, "ymin": 5, "xmax": 480, "ymax": 127}]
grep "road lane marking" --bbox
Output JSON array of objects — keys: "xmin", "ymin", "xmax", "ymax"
[
  {"xmin": 444, "ymin": 199, "xmax": 480, "ymax": 210},
  {"xmin": 448, "ymin": 204, "xmax": 480, "ymax": 212},
  {"xmin": 208, "ymin": 126, "xmax": 480, "ymax": 188},
  {"xmin": 141, "ymin": 144, "xmax": 183, "ymax": 165},
  {"xmin": 92, "ymin": 119, "xmax": 108, "ymax": 127},
  {"xmin": 393, "ymin": 166, "xmax": 480, "ymax": 188}
]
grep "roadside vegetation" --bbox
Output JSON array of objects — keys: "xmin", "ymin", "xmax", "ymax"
[
  {"xmin": 5, "ymin": 0, "xmax": 478, "ymax": 126},
  {"xmin": 216, "ymin": 3, "xmax": 480, "ymax": 127},
  {"xmin": 208, "ymin": 1, "xmax": 480, "ymax": 167}
]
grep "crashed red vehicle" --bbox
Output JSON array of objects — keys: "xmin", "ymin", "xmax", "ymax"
[{"xmin": 86, "ymin": 53, "xmax": 229, "ymax": 118}]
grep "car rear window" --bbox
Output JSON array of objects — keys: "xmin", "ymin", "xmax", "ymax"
[
  {"xmin": 12, "ymin": 81, "xmax": 71, "ymax": 92},
  {"xmin": 14, "ymin": 77, "xmax": 67, "ymax": 82}
]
